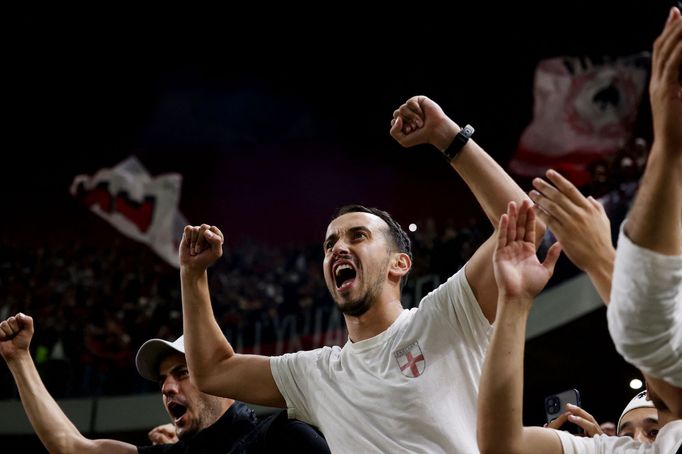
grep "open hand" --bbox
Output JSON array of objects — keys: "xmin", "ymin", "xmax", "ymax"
[
  {"xmin": 493, "ymin": 200, "xmax": 561, "ymax": 301},
  {"xmin": 529, "ymin": 169, "xmax": 614, "ymax": 275}
]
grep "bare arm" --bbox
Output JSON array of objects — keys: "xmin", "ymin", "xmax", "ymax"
[
  {"xmin": 180, "ymin": 225, "xmax": 285, "ymax": 407},
  {"xmin": 608, "ymin": 10, "xmax": 682, "ymax": 389},
  {"xmin": 455, "ymin": 139, "xmax": 537, "ymax": 322},
  {"xmin": 624, "ymin": 10, "xmax": 682, "ymax": 255},
  {"xmin": 530, "ymin": 169, "xmax": 615, "ymax": 303},
  {"xmin": 390, "ymin": 96, "xmax": 546, "ymax": 322},
  {"xmin": 477, "ymin": 202, "xmax": 563, "ymax": 454},
  {"xmin": 0, "ymin": 314, "xmax": 136, "ymax": 454}
]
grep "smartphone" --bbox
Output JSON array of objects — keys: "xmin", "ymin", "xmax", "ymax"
[{"xmin": 544, "ymin": 389, "xmax": 582, "ymax": 434}]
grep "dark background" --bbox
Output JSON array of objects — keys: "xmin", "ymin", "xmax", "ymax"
[{"xmin": 2, "ymin": 1, "xmax": 671, "ymax": 447}]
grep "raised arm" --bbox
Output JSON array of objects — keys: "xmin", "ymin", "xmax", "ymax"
[
  {"xmin": 0, "ymin": 314, "xmax": 136, "ymax": 454},
  {"xmin": 529, "ymin": 169, "xmax": 615, "ymax": 303},
  {"xmin": 477, "ymin": 201, "xmax": 563, "ymax": 454},
  {"xmin": 390, "ymin": 96, "xmax": 546, "ymax": 322},
  {"xmin": 607, "ymin": 7, "xmax": 682, "ymax": 390},
  {"xmin": 180, "ymin": 224, "xmax": 285, "ymax": 407},
  {"xmin": 624, "ymin": 8, "xmax": 682, "ymax": 254}
]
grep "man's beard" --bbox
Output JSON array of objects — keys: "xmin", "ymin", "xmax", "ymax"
[
  {"xmin": 338, "ymin": 296, "xmax": 372, "ymax": 317},
  {"xmin": 335, "ymin": 264, "xmax": 387, "ymax": 317},
  {"xmin": 179, "ymin": 394, "xmax": 225, "ymax": 440}
]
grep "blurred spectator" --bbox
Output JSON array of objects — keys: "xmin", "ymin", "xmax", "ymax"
[{"xmin": 0, "ymin": 149, "xmax": 645, "ymax": 398}]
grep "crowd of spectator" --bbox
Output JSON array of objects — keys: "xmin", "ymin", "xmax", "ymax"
[
  {"xmin": 0, "ymin": 215, "xmax": 491, "ymax": 398},
  {"xmin": 0, "ymin": 142, "xmax": 646, "ymax": 399}
]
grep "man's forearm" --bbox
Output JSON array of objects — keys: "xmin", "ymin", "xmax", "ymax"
[
  {"xmin": 477, "ymin": 300, "xmax": 530, "ymax": 454},
  {"xmin": 180, "ymin": 267, "xmax": 235, "ymax": 386},
  {"xmin": 448, "ymin": 131, "xmax": 545, "ymax": 320},
  {"xmin": 586, "ymin": 251, "xmax": 615, "ymax": 304},
  {"xmin": 8, "ymin": 353, "xmax": 89, "ymax": 453},
  {"xmin": 179, "ymin": 260, "xmax": 285, "ymax": 406},
  {"xmin": 624, "ymin": 142, "xmax": 682, "ymax": 255},
  {"xmin": 452, "ymin": 141, "xmax": 545, "ymax": 240}
]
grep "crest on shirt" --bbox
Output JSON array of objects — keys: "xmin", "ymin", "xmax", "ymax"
[{"xmin": 394, "ymin": 341, "xmax": 425, "ymax": 378}]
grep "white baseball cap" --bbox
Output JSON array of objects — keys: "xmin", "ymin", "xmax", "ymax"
[
  {"xmin": 617, "ymin": 390, "xmax": 655, "ymax": 432},
  {"xmin": 135, "ymin": 335, "xmax": 185, "ymax": 382}
]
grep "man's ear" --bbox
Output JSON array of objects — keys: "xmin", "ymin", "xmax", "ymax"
[{"xmin": 389, "ymin": 252, "xmax": 411, "ymax": 279}]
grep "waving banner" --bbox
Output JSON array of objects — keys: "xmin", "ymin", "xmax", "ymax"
[
  {"xmin": 70, "ymin": 156, "xmax": 187, "ymax": 268},
  {"xmin": 509, "ymin": 53, "xmax": 649, "ymax": 186}
]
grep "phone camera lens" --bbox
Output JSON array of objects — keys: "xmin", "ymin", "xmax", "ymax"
[{"xmin": 546, "ymin": 397, "xmax": 560, "ymax": 413}]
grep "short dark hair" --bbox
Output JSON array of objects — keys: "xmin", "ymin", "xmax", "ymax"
[{"xmin": 334, "ymin": 204, "xmax": 412, "ymax": 289}]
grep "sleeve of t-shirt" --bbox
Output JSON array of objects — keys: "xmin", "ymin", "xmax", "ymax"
[
  {"xmin": 552, "ymin": 429, "xmax": 597, "ymax": 454},
  {"xmin": 552, "ymin": 428, "xmax": 651, "ymax": 454},
  {"xmin": 269, "ymin": 349, "xmax": 321, "ymax": 426},
  {"xmin": 607, "ymin": 224, "xmax": 682, "ymax": 387},
  {"xmin": 419, "ymin": 266, "xmax": 493, "ymax": 347}
]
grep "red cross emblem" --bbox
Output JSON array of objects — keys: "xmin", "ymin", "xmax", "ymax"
[{"xmin": 394, "ymin": 341, "xmax": 425, "ymax": 378}]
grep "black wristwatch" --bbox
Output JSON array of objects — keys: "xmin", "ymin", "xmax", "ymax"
[{"xmin": 443, "ymin": 124, "xmax": 474, "ymax": 162}]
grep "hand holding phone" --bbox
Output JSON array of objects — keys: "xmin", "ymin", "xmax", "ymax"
[{"xmin": 544, "ymin": 389, "xmax": 583, "ymax": 435}]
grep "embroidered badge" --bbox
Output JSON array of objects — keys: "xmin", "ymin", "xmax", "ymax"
[{"xmin": 394, "ymin": 341, "xmax": 425, "ymax": 378}]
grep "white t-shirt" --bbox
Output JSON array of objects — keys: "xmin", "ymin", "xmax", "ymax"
[
  {"xmin": 270, "ymin": 268, "xmax": 492, "ymax": 453},
  {"xmin": 554, "ymin": 419, "xmax": 682, "ymax": 453},
  {"xmin": 608, "ymin": 226, "xmax": 682, "ymax": 387}
]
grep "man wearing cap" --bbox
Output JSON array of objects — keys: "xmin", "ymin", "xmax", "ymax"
[
  {"xmin": 135, "ymin": 333, "xmax": 259, "ymax": 452},
  {"xmin": 616, "ymin": 390, "xmax": 660, "ymax": 443},
  {"xmin": 0, "ymin": 312, "xmax": 329, "ymax": 453}
]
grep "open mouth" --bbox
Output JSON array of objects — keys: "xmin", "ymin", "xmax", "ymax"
[
  {"xmin": 167, "ymin": 401, "xmax": 187, "ymax": 423},
  {"xmin": 334, "ymin": 262, "xmax": 357, "ymax": 291}
]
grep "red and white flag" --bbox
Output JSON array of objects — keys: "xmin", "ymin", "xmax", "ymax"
[
  {"xmin": 508, "ymin": 53, "xmax": 649, "ymax": 185},
  {"xmin": 70, "ymin": 156, "xmax": 187, "ymax": 268}
]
